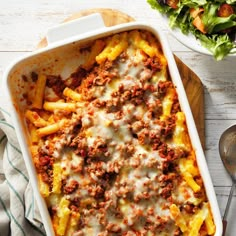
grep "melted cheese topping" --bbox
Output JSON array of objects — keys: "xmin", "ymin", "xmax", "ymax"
[{"xmin": 25, "ymin": 30, "xmax": 215, "ymax": 236}]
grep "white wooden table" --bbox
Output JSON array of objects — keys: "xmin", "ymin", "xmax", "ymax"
[{"xmin": 0, "ymin": 0, "xmax": 236, "ymax": 235}]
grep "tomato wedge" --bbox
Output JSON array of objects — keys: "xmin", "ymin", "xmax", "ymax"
[{"xmin": 217, "ymin": 3, "xmax": 234, "ymax": 17}]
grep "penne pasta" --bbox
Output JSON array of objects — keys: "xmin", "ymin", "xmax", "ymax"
[
  {"xmin": 56, "ymin": 197, "xmax": 71, "ymax": 236},
  {"xmin": 170, "ymin": 204, "xmax": 188, "ymax": 232},
  {"xmin": 43, "ymin": 101, "xmax": 76, "ymax": 112},
  {"xmin": 36, "ymin": 119, "xmax": 66, "ymax": 137},
  {"xmin": 96, "ymin": 32, "xmax": 128, "ymax": 64},
  {"xmin": 179, "ymin": 158, "xmax": 201, "ymax": 193},
  {"xmin": 52, "ymin": 163, "xmax": 62, "ymax": 194},
  {"xmin": 65, "ymin": 211, "xmax": 80, "ymax": 236},
  {"xmin": 173, "ymin": 111, "xmax": 192, "ymax": 151},
  {"xmin": 129, "ymin": 30, "xmax": 158, "ymax": 57},
  {"xmin": 82, "ymin": 39, "xmax": 105, "ymax": 70},
  {"xmin": 38, "ymin": 174, "xmax": 50, "ymax": 198},
  {"xmin": 28, "ymin": 123, "xmax": 40, "ymax": 144},
  {"xmin": 63, "ymin": 87, "xmax": 82, "ymax": 102},
  {"xmin": 32, "ymin": 74, "xmax": 47, "ymax": 109},
  {"xmin": 25, "ymin": 109, "xmax": 48, "ymax": 127}
]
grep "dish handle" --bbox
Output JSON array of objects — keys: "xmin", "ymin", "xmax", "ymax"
[{"xmin": 46, "ymin": 13, "xmax": 105, "ymax": 44}]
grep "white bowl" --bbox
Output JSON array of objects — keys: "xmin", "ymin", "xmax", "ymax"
[
  {"xmin": 2, "ymin": 13, "xmax": 223, "ymax": 236},
  {"xmin": 158, "ymin": 11, "xmax": 236, "ymax": 57}
]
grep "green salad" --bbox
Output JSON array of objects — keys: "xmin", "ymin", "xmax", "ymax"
[{"xmin": 147, "ymin": 0, "xmax": 236, "ymax": 60}]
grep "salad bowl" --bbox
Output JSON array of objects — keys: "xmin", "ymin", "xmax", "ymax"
[
  {"xmin": 157, "ymin": 12, "xmax": 215, "ymax": 56},
  {"xmin": 148, "ymin": 0, "xmax": 236, "ymax": 60}
]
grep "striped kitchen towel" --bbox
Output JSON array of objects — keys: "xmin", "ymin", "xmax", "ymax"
[{"xmin": 0, "ymin": 95, "xmax": 46, "ymax": 236}]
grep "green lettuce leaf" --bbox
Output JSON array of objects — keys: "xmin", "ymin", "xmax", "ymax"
[
  {"xmin": 226, "ymin": 0, "xmax": 236, "ymax": 3},
  {"xmin": 197, "ymin": 33, "xmax": 235, "ymax": 60},
  {"xmin": 169, "ymin": 6, "xmax": 185, "ymax": 28},
  {"xmin": 181, "ymin": 0, "xmax": 207, "ymax": 8},
  {"xmin": 147, "ymin": 0, "xmax": 171, "ymax": 13},
  {"xmin": 202, "ymin": 3, "xmax": 236, "ymax": 33}
]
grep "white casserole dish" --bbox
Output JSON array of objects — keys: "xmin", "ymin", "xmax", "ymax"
[{"xmin": 2, "ymin": 13, "xmax": 222, "ymax": 236}]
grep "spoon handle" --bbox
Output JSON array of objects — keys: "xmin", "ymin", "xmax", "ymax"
[
  {"xmin": 222, "ymin": 220, "xmax": 227, "ymax": 236},
  {"xmin": 223, "ymin": 182, "xmax": 235, "ymax": 220},
  {"xmin": 222, "ymin": 182, "xmax": 236, "ymax": 236}
]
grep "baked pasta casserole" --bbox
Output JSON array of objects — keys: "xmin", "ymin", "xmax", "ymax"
[{"xmin": 23, "ymin": 29, "xmax": 216, "ymax": 235}]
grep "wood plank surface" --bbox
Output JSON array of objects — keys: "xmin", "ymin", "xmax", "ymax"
[
  {"xmin": 2, "ymin": 2, "xmax": 236, "ymax": 235},
  {"xmin": 37, "ymin": 8, "xmax": 205, "ymax": 148}
]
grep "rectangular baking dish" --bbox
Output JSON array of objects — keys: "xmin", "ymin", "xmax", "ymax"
[{"xmin": 2, "ymin": 13, "xmax": 222, "ymax": 236}]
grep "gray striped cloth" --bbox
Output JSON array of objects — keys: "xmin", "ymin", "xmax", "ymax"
[{"xmin": 0, "ymin": 95, "xmax": 46, "ymax": 236}]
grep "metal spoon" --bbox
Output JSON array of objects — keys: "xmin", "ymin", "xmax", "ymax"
[{"xmin": 219, "ymin": 124, "xmax": 236, "ymax": 235}]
